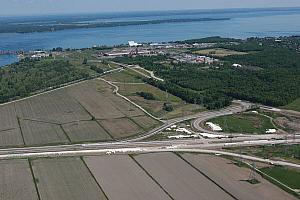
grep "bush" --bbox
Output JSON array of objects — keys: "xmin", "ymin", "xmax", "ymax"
[{"xmin": 136, "ymin": 92, "xmax": 155, "ymax": 100}]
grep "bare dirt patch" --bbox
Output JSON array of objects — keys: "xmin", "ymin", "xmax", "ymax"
[
  {"xmin": 67, "ymin": 80, "xmax": 126, "ymax": 119},
  {"xmin": 0, "ymin": 104, "xmax": 19, "ymax": 130},
  {"xmin": 131, "ymin": 116, "xmax": 160, "ymax": 130},
  {"xmin": 15, "ymin": 89, "xmax": 91, "ymax": 124},
  {"xmin": 98, "ymin": 118, "xmax": 142, "ymax": 139},
  {"xmin": 62, "ymin": 121, "xmax": 112, "ymax": 142},
  {"xmin": 32, "ymin": 158, "xmax": 107, "ymax": 200},
  {"xmin": 182, "ymin": 154, "xmax": 297, "ymax": 200},
  {"xmin": 135, "ymin": 152, "xmax": 234, "ymax": 200},
  {"xmin": 0, "ymin": 128, "xmax": 24, "ymax": 147},
  {"xmin": 84, "ymin": 155, "xmax": 171, "ymax": 200},
  {"xmin": 0, "ymin": 159, "xmax": 39, "ymax": 200},
  {"xmin": 20, "ymin": 120, "xmax": 68, "ymax": 146}
]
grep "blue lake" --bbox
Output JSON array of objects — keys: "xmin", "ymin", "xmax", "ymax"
[{"xmin": 1, "ymin": 8, "xmax": 300, "ymax": 66}]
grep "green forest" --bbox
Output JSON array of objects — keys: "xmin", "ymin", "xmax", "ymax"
[
  {"xmin": 0, "ymin": 58, "xmax": 89, "ymax": 103},
  {"xmin": 113, "ymin": 36, "xmax": 300, "ymax": 109}
]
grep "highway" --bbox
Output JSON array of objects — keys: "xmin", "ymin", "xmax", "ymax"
[
  {"xmin": 0, "ymin": 138, "xmax": 300, "ymax": 169},
  {"xmin": 192, "ymin": 101, "xmax": 252, "ymax": 134},
  {"xmin": 128, "ymin": 100, "xmax": 253, "ymax": 141}
]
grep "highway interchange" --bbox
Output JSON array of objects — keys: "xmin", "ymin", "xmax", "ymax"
[
  {"xmin": 0, "ymin": 99, "xmax": 299, "ymax": 171},
  {"xmin": 0, "ymin": 62, "xmax": 299, "ymax": 172}
]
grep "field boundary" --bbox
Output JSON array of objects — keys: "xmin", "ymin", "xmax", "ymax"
[
  {"xmin": 99, "ymin": 78, "xmax": 164, "ymax": 122},
  {"xmin": 129, "ymin": 155, "xmax": 175, "ymax": 200},
  {"xmin": 28, "ymin": 159, "xmax": 42, "ymax": 200},
  {"xmin": 176, "ymin": 153, "xmax": 239, "ymax": 200},
  {"xmin": 247, "ymin": 163, "xmax": 300, "ymax": 198},
  {"xmin": 80, "ymin": 157, "xmax": 110, "ymax": 200}
]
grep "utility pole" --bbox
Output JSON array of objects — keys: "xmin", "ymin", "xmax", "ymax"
[{"xmin": 249, "ymin": 162, "xmax": 257, "ymax": 182}]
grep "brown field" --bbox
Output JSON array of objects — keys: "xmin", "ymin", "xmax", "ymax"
[
  {"xmin": 15, "ymin": 89, "xmax": 91, "ymax": 124},
  {"xmin": 20, "ymin": 120, "xmax": 69, "ymax": 146},
  {"xmin": 0, "ymin": 159, "xmax": 39, "ymax": 200},
  {"xmin": 135, "ymin": 152, "xmax": 234, "ymax": 200},
  {"xmin": 62, "ymin": 121, "xmax": 112, "ymax": 142},
  {"xmin": 131, "ymin": 115, "xmax": 160, "ymax": 130},
  {"xmin": 0, "ymin": 78, "xmax": 159, "ymax": 147},
  {"xmin": 194, "ymin": 48, "xmax": 248, "ymax": 57},
  {"xmin": 31, "ymin": 158, "xmax": 107, "ymax": 200},
  {"xmin": 84, "ymin": 155, "xmax": 171, "ymax": 200},
  {"xmin": 67, "ymin": 81, "xmax": 126, "ymax": 119},
  {"xmin": 98, "ymin": 118, "xmax": 143, "ymax": 139},
  {"xmin": 182, "ymin": 154, "xmax": 297, "ymax": 200},
  {"xmin": 105, "ymin": 90, "xmax": 144, "ymax": 117},
  {"xmin": 0, "ymin": 104, "xmax": 19, "ymax": 130},
  {"xmin": 0, "ymin": 128, "xmax": 24, "ymax": 147}
]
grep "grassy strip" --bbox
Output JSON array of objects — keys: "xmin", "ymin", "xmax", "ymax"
[
  {"xmin": 261, "ymin": 166, "xmax": 300, "ymax": 189},
  {"xmin": 282, "ymin": 98, "xmax": 300, "ymax": 112},
  {"xmin": 80, "ymin": 157, "xmax": 110, "ymax": 200},
  {"xmin": 210, "ymin": 113, "xmax": 275, "ymax": 134},
  {"xmin": 28, "ymin": 159, "xmax": 42, "ymax": 200},
  {"xmin": 129, "ymin": 154, "xmax": 175, "ymax": 200},
  {"xmin": 176, "ymin": 153, "xmax": 239, "ymax": 200},
  {"xmin": 251, "ymin": 165, "xmax": 300, "ymax": 198}
]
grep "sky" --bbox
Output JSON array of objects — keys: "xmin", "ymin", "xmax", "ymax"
[{"xmin": 1, "ymin": 0, "xmax": 300, "ymax": 16}]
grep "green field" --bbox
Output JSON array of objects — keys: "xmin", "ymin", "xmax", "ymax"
[
  {"xmin": 103, "ymin": 68, "xmax": 206, "ymax": 119},
  {"xmin": 282, "ymin": 98, "xmax": 300, "ymax": 112},
  {"xmin": 226, "ymin": 144, "xmax": 300, "ymax": 164},
  {"xmin": 104, "ymin": 69, "xmax": 144, "ymax": 83},
  {"xmin": 261, "ymin": 166, "xmax": 300, "ymax": 189},
  {"xmin": 210, "ymin": 113, "xmax": 275, "ymax": 134},
  {"xmin": 194, "ymin": 48, "xmax": 248, "ymax": 57}
]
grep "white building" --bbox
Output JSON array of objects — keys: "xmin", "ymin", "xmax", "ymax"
[
  {"xmin": 128, "ymin": 41, "xmax": 142, "ymax": 47},
  {"xmin": 206, "ymin": 122, "xmax": 223, "ymax": 132}
]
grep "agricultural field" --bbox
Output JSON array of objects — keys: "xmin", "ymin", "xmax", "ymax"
[
  {"xmin": 0, "ymin": 104, "xmax": 24, "ymax": 147},
  {"xmin": 62, "ymin": 121, "xmax": 112, "ymax": 143},
  {"xmin": 98, "ymin": 117, "xmax": 143, "ymax": 139},
  {"xmin": 194, "ymin": 48, "xmax": 248, "ymax": 57},
  {"xmin": 0, "ymin": 153, "xmax": 298, "ymax": 200},
  {"xmin": 134, "ymin": 152, "xmax": 234, "ymax": 200},
  {"xmin": 131, "ymin": 115, "xmax": 161, "ymax": 130},
  {"xmin": 225, "ymin": 144, "xmax": 300, "ymax": 164},
  {"xmin": 15, "ymin": 89, "xmax": 91, "ymax": 124},
  {"xmin": 103, "ymin": 69, "xmax": 144, "ymax": 83},
  {"xmin": 84, "ymin": 155, "xmax": 171, "ymax": 200},
  {"xmin": 115, "ymin": 79, "xmax": 205, "ymax": 119},
  {"xmin": 20, "ymin": 120, "xmax": 69, "ymax": 146},
  {"xmin": 31, "ymin": 158, "xmax": 107, "ymax": 200},
  {"xmin": 282, "ymin": 98, "xmax": 300, "ymax": 112},
  {"xmin": 0, "ymin": 128, "xmax": 24, "ymax": 147},
  {"xmin": 182, "ymin": 154, "xmax": 297, "ymax": 200},
  {"xmin": 0, "ymin": 78, "xmax": 159, "ymax": 147},
  {"xmin": 0, "ymin": 159, "xmax": 39, "ymax": 200},
  {"xmin": 209, "ymin": 112, "xmax": 276, "ymax": 134},
  {"xmin": 261, "ymin": 166, "xmax": 300, "ymax": 190}
]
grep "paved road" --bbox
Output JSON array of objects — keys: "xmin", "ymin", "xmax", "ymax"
[
  {"xmin": 129, "ymin": 101, "xmax": 253, "ymax": 141},
  {"xmin": 192, "ymin": 101, "xmax": 252, "ymax": 134},
  {"xmin": 1, "ymin": 139, "xmax": 300, "ymax": 169}
]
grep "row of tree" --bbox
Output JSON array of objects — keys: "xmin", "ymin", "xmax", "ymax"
[{"xmin": 0, "ymin": 58, "xmax": 89, "ymax": 103}]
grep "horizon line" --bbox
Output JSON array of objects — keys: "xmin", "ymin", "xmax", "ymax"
[{"xmin": 1, "ymin": 6, "xmax": 300, "ymax": 18}]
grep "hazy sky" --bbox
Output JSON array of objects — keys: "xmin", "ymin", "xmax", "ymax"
[{"xmin": 1, "ymin": 0, "xmax": 300, "ymax": 16}]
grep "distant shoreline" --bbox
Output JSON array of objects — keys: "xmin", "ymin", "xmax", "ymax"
[{"xmin": 0, "ymin": 18, "xmax": 230, "ymax": 34}]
